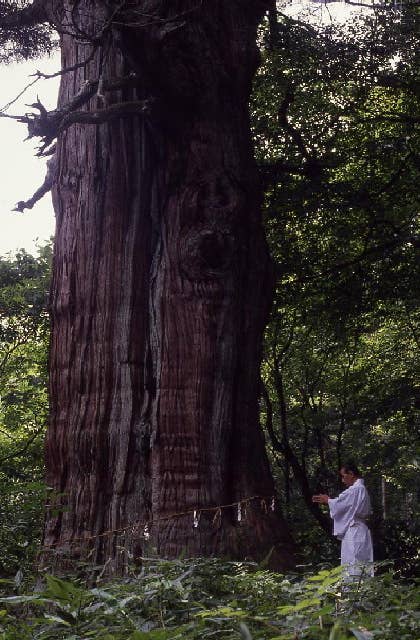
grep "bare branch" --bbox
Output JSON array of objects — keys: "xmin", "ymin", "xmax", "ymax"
[
  {"xmin": 0, "ymin": 76, "xmax": 40, "ymax": 113},
  {"xmin": 0, "ymin": 427, "xmax": 44, "ymax": 465},
  {"xmin": 0, "ymin": 426, "xmax": 13, "ymax": 440},
  {"xmin": 57, "ymin": 99, "xmax": 154, "ymax": 131},
  {"xmin": 112, "ymin": 2, "xmax": 202, "ymax": 30},
  {"xmin": 0, "ymin": 48, "xmax": 96, "ymax": 117},
  {"xmin": 278, "ymin": 87, "xmax": 323, "ymax": 179},
  {"xmin": 261, "ymin": 378, "xmax": 332, "ymax": 535},
  {"xmin": 14, "ymin": 151, "xmax": 56, "ymax": 212},
  {"xmin": 30, "ymin": 47, "xmax": 97, "ymax": 80},
  {"xmin": 0, "ymin": 74, "xmax": 149, "ymax": 153},
  {"xmin": 0, "ymin": 337, "xmax": 31, "ymax": 375}
]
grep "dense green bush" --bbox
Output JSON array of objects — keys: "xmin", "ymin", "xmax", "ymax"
[
  {"xmin": 0, "ymin": 247, "xmax": 51, "ymax": 577},
  {"xmin": 0, "ymin": 482, "xmax": 45, "ymax": 576},
  {"xmin": 0, "ymin": 559, "xmax": 418, "ymax": 639}
]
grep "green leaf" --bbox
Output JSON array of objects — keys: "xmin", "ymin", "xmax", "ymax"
[
  {"xmin": 43, "ymin": 613, "xmax": 72, "ymax": 626},
  {"xmin": 0, "ymin": 594, "xmax": 40, "ymax": 604},
  {"xmin": 44, "ymin": 575, "xmax": 83, "ymax": 602},
  {"xmin": 318, "ymin": 604, "xmax": 335, "ymax": 615},
  {"xmin": 278, "ymin": 597, "xmax": 321, "ymax": 615},
  {"xmin": 329, "ymin": 621, "xmax": 348, "ymax": 640},
  {"xmin": 129, "ymin": 631, "xmax": 174, "ymax": 639},
  {"xmin": 350, "ymin": 628, "xmax": 374, "ymax": 640}
]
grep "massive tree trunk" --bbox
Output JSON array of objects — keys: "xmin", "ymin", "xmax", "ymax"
[{"xmin": 43, "ymin": 0, "xmax": 294, "ymax": 571}]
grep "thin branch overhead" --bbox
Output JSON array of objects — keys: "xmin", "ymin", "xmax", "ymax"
[
  {"xmin": 0, "ymin": 76, "xmax": 40, "ymax": 113},
  {"xmin": 14, "ymin": 152, "xmax": 56, "ymax": 212}
]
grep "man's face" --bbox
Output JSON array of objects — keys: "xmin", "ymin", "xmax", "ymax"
[{"xmin": 340, "ymin": 468, "xmax": 356, "ymax": 487}]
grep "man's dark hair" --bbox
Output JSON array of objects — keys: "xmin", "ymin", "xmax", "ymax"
[{"xmin": 341, "ymin": 460, "xmax": 360, "ymax": 476}]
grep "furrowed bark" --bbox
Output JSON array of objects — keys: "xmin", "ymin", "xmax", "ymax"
[{"xmin": 43, "ymin": 0, "xmax": 294, "ymax": 572}]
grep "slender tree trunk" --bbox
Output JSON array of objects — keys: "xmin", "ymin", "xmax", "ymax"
[{"xmin": 44, "ymin": 0, "xmax": 294, "ymax": 572}]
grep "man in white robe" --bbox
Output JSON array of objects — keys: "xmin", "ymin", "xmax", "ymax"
[{"xmin": 312, "ymin": 463, "xmax": 374, "ymax": 577}]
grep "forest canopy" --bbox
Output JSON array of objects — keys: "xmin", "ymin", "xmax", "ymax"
[
  {"xmin": 252, "ymin": 4, "xmax": 419, "ymax": 566},
  {"xmin": 0, "ymin": 2, "xmax": 418, "ymax": 638}
]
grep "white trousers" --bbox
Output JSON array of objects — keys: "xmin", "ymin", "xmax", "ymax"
[{"xmin": 341, "ymin": 521, "xmax": 373, "ymax": 577}]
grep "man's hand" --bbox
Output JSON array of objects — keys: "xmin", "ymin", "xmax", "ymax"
[{"xmin": 312, "ymin": 494, "xmax": 330, "ymax": 505}]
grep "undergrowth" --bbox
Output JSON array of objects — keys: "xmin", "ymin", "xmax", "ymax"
[{"xmin": 0, "ymin": 558, "xmax": 418, "ymax": 639}]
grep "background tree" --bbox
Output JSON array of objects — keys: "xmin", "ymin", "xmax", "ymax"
[
  {"xmin": 253, "ymin": 6, "xmax": 419, "ymax": 568},
  {"xmin": 0, "ymin": 245, "xmax": 51, "ymax": 574}
]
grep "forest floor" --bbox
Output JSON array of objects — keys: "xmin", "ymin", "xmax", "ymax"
[{"xmin": 0, "ymin": 557, "xmax": 418, "ymax": 639}]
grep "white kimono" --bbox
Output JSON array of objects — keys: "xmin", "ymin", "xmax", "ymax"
[{"xmin": 328, "ymin": 478, "xmax": 373, "ymax": 576}]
